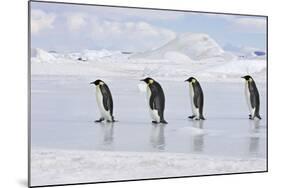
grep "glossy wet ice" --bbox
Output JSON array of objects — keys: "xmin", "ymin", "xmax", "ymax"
[{"xmin": 31, "ymin": 76, "xmax": 267, "ymax": 158}]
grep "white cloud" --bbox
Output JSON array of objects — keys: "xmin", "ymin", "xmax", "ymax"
[
  {"xmin": 65, "ymin": 13, "xmax": 87, "ymax": 31},
  {"xmin": 204, "ymin": 14, "xmax": 266, "ymax": 33},
  {"xmin": 107, "ymin": 9, "xmax": 185, "ymax": 21},
  {"xmin": 89, "ymin": 18, "xmax": 176, "ymax": 51},
  {"xmin": 76, "ymin": 6, "xmax": 185, "ymax": 22},
  {"xmin": 31, "ymin": 9, "xmax": 56, "ymax": 34},
  {"xmin": 202, "ymin": 13, "xmax": 236, "ymax": 21},
  {"xmin": 232, "ymin": 17, "xmax": 266, "ymax": 33}
]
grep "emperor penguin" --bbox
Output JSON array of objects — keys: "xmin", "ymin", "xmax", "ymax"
[
  {"xmin": 90, "ymin": 79, "xmax": 115, "ymax": 122},
  {"xmin": 185, "ymin": 77, "xmax": 205, "ymax": 120},
  {"xmin": 140, "ymin": 77, "xmax": 168, "ymax": 124},
  {"xmin": 241, "ymin": 75, "xmax": 261, "ymax": 120}
]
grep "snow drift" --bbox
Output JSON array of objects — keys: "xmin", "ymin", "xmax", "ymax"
[{"xmin": 30, "ymin": 47, "xmax": 266, "ymax": 82}]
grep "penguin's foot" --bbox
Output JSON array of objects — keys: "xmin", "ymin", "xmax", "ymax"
[
  {"xmin": 200, "ymin": 116, "xmax": 206, "ymax": 120},
  {"xmin": 106, "ymin": 120, "xmax": 117, "ymax": 123},
  {"xmin": 193, "ymin": 116, "xmax": 205, "ymax": 121},
  {"xmin": 256, "ymin": 114, "xmax": 262, "ymax": 120},
  {"xmin": 249, "ymin": 115, "xmax": 262, "ymax": 120},
  {"xmin": 152, "ymin": 121, "xmax": 159, "ymax": 124},
  {"xmin": 160, "ymin": 120, "xmax": 168, "ymax": 124},
  {"xmin": 249, "ymin": 114, "xmax": 255, "ymax": 120},
  {"xmin": 188, "ymin": 115, "xmax": 195, "ymax": 119},
  {"xmin": 95, "ymin": 118, "xmax": 105, "ymax": 123}
]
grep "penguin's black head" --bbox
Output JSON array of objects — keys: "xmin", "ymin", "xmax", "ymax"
[
  {"xmin": 241, "ymin": 75, "xmax": 252, "ymax": 81},
  {"xmin": 140, "ymin": 77, "xmax": 154, "ymax": 84},
  {"xmin": 185, "ymin": 77, "xmax": 197, "ymax": 83},
  {"xmin": 90, "ymin": 79, "xmax": 104, "ymax": 86}
]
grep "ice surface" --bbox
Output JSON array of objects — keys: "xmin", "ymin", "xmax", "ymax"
[{"xmin": 31, "ymin": 77, "xmax": 267, "ymax": 158}]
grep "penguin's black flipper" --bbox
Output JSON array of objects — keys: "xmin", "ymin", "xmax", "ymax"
[
  {"xmin": 250, "ymin": 91, "xmax": 258, "ymax": 110},
  {"xmin": 249, "ymin": 81, "xmax": 260, "ymax": 109},
  {"xmin": 150, "ymin": 94, "xmax": 164, "ymax": 116},
  {"xmin": 100, "ymin": 84, "xmax": 114, "ymax": 115}
]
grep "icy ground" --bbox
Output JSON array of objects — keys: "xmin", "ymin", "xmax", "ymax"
[{"xmin": 31, "ymin": 76, "xmax": 267, "ymax": 186}]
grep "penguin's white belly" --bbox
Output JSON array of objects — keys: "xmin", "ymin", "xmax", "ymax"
[
  {"xmin": 96, "ymin": 87, "xmax": 112, "ymax": 121},
  {"xmin": 189, "ymin": 84, "xmax": 198, "ymax": 116},
  {"xmin": 146, "ymin": 86, "xmax": 160, "ymax": 122},
  {"xmin": 245, "ymin": 83, "xmax": 254, "ymax": 115}
]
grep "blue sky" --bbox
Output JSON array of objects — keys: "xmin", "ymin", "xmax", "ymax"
[{"xmin": 30, "ymin": 1, "xmax": 267, "ymax": 53}]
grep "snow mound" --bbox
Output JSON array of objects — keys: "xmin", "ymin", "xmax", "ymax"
[
  {"xmin": 131, "ymin": 33, "xmax": 234, "ymax": 61},
  {"xmin": 80, "ymin": 49, "xmax": 122, "ymax": 61},
  {"xmin": 163, "ymin": 51, "xmax": 193, "ymax": 64},
  {"xmin": 31, "ymin": 48, "xmax": 57, "ymax": 63}
]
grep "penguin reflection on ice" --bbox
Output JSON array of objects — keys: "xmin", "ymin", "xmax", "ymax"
[
  {"xmin": 248, "ymin": 120, "xmax": 261, "ymax": 154},
  {"xmin": 241, "ymin": 75, "xmax": 262, "ymax": 120},
  {"xmin": 150, "ymin": 124, "xmax": 166, "ymax": 151},
  {"xmin": 140, "ymin": 77, "xmax": 168, "ymax": 124},
  {"xmin": 90, "ymin": 79, "xmax": 115, "ymax": 123},
  {"xmin": 191, "ymin": 120, "xmax": 205, "ymax": 152},
  {"xmin": 100, "ymin": 122, "xmax": 114, "ymax": 146},
  {"xmin": 185, "ymin": 77, "xmax": 205, "ymax": 120}
]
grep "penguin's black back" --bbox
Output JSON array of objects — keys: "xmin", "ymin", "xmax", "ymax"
[
  {"xmin": 148, "ymin": 81, "xmax": 165, "ymax": 119},
  {"xmin": 100, "ymin": 84, "xmax": 113, "ymax": 116},
  {"xmin": 192, "ymin": 81, "xmax": 204, "ymax": 119},
  {"xmin": 248, "ymin": 80, "xmax": 260, "ymax": 116}
]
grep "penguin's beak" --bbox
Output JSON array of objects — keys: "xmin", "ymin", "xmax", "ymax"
[
  {"xmin": 184, "ymin": 79, "xmax": 188, "ymax": 82},
  {"xmin": 140, "ymin": 79, "xmax": 144, "ymax": 82},
  {"xmin": 90, "ymin": 81, "xmax": 95, "ymax": 85},
  {"xmin": 241, "ymin": 76, "xmax": 245, "ymax": 79}
]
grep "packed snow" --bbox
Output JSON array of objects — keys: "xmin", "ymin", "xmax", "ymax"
[
  {"xmin": 31, "ymin": 149, "xmax": 266, "ymax": 186},
  {"xmin": 30, "ymin": 32, "xmax": 267, "ymax": 186}
]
